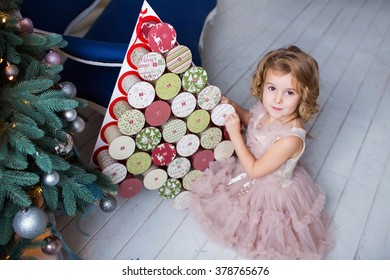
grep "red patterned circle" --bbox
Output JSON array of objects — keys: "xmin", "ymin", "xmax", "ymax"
[
  {"xmin": 192, "ymin": 149, "xmax": 214, "ymax": 171},
  {"xmin": 136, "ymin": 15, "xmax": 161, "ymax": 43},
  {"xmin": 147, "ymin": 22, "xmax": 177, "ymax": 53},
  {"xmin": 144, "ymin": 100, "xmax": 171, "ymax": 126},
  {"xmin": 151, "ymin": 143, "xmax": 176, "ymax": 166}
]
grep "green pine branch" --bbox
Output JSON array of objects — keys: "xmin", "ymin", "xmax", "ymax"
[
  {"xmin": 38, "ymin": 97, "xmax": 78, "ymax": 112},
  {"xmin": 0, "ymin": 183, "xmax": 31, "ymax": 207},
  {"xmin": 12, "ymin": 122, "xmax": 44, "ymax": 139},
  {"xmin": 34, "ymin": 102, "xmax": 63, "ymax": 129},
  {"xmin": 0, "ymin": 33, "xmax": 23, "ymax": 64},
  {"xmin": 31, "ymin": 147, "xmax": 52, "ymax": 172},
  {"xmin": 61, "ymin": 182, "xmax": 77, "ymax": 216},
  {"xmin": 7, "ymin": 128, "xmax": 36, "ymax": 155},
  {"xmin": 41, "ymin": 184, "xmax": 58, "ymax": 211},
  {"xmin": 0, "ymin": 0, "xmax": 22, "ymax": 11},
  {"xmin": 22, "ymin": 32, "xmax": 49, "ymax": 47},
  {"xmin": 39, "ymin": 64, "xmax": 63, "ymax": 79},
  {"xmin": 1, "ymin": 170, "xmax": 39, "ymax": 186},
  {"xmin": 2, "ymin": 148, "xmax": 28, "ymax": 170},
  {"xmin": 9, "ymin": 78, "xmax": 54, "ymax": 94},
  {"xmin": 46, "ymin": 154, "xmax": 70, "ymax": 171},
  {"xmin": 0, "ymin": 201, "xmax": 19, "ymax": 245},
  {"xmin": 89, "ymin": 169, "xmax": 119, "ymax": 195},
  {"xmin": 11, "ymin": 113, "xmax": 39, "ymax": 127},
  {"xmin": 0, "ymin": 140, "xmax": 8, "ymax": 162}
]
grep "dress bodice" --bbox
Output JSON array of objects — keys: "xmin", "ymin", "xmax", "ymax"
[
  {"xmin": 273, "ymin": 127, "xmax": 306, "ymax": 181},
  {"xmin": 245, "ymin": 102, "xmax": 307, "ymax": 185}
]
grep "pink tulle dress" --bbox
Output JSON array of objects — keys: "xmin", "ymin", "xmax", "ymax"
[{"xmin": 189, "ymin": 102, "xmax": 333, "ymax": 259}]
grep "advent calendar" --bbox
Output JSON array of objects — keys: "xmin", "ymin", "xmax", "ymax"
[{"xmin": 91, "ymin": 0, "xmax": 235, "ymax": 206}]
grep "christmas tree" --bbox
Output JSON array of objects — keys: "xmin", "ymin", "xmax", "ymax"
[{"xmin": 0, "ymin": 0, "xmax": 118, "ymax": 259}]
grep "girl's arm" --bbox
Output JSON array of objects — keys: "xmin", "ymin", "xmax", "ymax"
[
  {"xmin": 220, "ymin": 96, "xmax": 251, "ymax": 127},
  {"xmin": 224, "ymin": 112, "xmax": 303, "ymax": 179}
]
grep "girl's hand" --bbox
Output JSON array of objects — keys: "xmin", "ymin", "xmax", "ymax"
[
  {"xmin": 224, "ymin": 112, "xmax": 241, "ymax": 136},
  {"xmin": 220, "ymin": 96, "xmax": 233, "ymax": 105}
]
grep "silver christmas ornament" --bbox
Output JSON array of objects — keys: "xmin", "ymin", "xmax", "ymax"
[
  {"xmin": 4, "ymin": 63, "xmax": 19, "ymax": 81},
  {"xmin": 62, "ymin": 109, "xmax": 77, "ymax": 122},
  {"xmin": 59, "ymin": 81, "xmax": 77, "ymax": 99},
  {"xmin": 99, "ymin": 195, "xmax": 117, "ymax": 213},
  {"xmin": 13, "ymin": 206, "xmax": 48, "ymax": 239},
  {"xmin": 54, "ymin": 133, "xmax": 74, "ymax": 154},
  {"xmin": 44, "ymin": 51, "xmax": 62, "ymax": 65},
  {"xmin": 68, "ymin": 116, "xmax": 85, "ymax": 134},
  {"xmin": 42, "ymin": 171, "xmax": 60, "ymax": 186},
  {"xmin": 41, "ymin": 235, "xmax": 62, "ymax": 255}
]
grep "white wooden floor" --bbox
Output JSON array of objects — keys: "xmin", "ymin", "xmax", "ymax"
[{"xmin": 56, "ymin": 0, "xmax": 390, "ymax": 260}]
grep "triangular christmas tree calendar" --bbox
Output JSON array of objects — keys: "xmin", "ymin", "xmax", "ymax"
[{"xmin": 91, "ymin": 0, "xmax": 235, "ymax": 201}]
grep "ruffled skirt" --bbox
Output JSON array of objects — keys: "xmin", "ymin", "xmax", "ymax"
[{"xmin": 189, "ymin": 157, "xmax": 333, "ymax": 259}]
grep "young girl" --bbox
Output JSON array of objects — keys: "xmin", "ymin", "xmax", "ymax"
[{"xmin": 189, "ymin": 46, "xmax": 333, "ymax": 259}]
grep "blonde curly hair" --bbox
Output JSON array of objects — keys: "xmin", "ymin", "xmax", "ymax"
[{"xmin": 251, "ymin": 46, "xmax": 319, "ymax": 122}]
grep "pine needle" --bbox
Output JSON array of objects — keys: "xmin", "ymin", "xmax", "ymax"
[
  {"xmin": 3, "ymin": 184, "xmax": 31, "ymax": 207},
  {"xmin": 11, "ymin": 79, "xmax": 54, "ymax": 94},
  {"xmin": 8, "ymin": 129, "xmax": 36, "ymax": 155},
  {"xmin": 2, "ymin": 170, "xmax": 39, "ymax": 186}
]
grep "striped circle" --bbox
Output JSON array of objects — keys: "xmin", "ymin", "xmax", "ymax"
[{"xmin": 166, "ymin": 45, "xmax": 192, "ymax": 74}]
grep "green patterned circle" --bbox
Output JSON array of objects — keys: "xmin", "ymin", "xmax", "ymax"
[
  {"xmin": 182, "ymin": 66, "xmax": 208, "ymax": 93},
  {"xmin": 135, "ymin": 127, "xmax": 162, "ymax": 151},
  {"xmin": 159, "ymin": 178, "xmax": 182, "ymax": 199}
]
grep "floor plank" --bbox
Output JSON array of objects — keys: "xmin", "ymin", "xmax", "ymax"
[{"xmin": 113, "ymin": 199, "xmax": 188, "ymax": 260}]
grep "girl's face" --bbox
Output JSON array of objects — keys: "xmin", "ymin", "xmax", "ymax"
[{"xmin": 261, "ymin": 68, "xmax": 301, "ymax": 123}]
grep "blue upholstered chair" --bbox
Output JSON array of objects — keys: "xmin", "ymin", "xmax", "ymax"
[{"xmin": 21, "ymin": 0, "xmax": 217, "ymax": 113}]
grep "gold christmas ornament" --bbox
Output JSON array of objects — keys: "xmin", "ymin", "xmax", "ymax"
[{"xmin": 28, "ymin": 185, "xmax": 43, "ymax": 206}]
